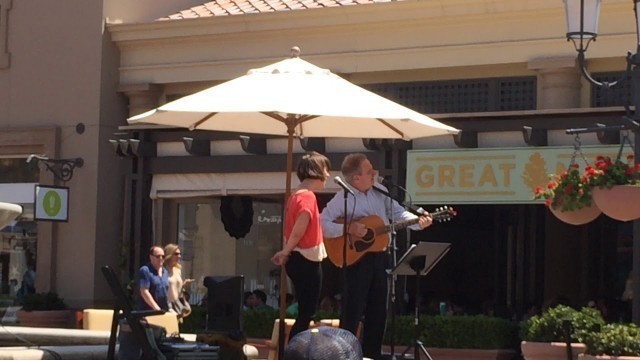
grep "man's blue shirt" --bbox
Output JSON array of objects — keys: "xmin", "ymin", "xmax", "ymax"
[{"xmin": 137, "ymin": 263, "xmax": 169, "ymax": 311}]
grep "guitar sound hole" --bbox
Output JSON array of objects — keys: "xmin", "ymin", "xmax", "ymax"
[{"xmin": 362, "ymin": 229, "xmax": 374, "ymax": 242}]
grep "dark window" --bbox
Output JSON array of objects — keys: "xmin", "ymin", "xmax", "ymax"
[
  {"xmin": 591, "ymin": 71, "xmax": 630, "ymax": 107},
  {"xmin": 365, "ymin": 77, "xmax": 537, "ymax": 113},
  {"xmin": 0, "ymin": 158, "xmax": 39, "ymax": 183}
]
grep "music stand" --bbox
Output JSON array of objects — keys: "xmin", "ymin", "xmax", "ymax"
[{"xmin": 391, "ymin": 242, "xmax": 450, "ymax": 360}]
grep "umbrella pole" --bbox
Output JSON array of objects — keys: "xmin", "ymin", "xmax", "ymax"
[{"xmin": 278, "ymin": 125, "xmax": 294, "ymax": 360}]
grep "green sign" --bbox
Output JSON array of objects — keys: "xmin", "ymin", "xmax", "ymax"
[
  {"xmin": 34, "ymin": 185, "xmax": 69, "ymax": 221},
  {"xmin": 406, "ymin": 145, "xmax": 633, "ymax": 204}
]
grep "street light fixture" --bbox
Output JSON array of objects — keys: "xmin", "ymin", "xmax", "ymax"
[{"xmin": 563, "ymin": 0, "xmax": 640, "ymax": 324}]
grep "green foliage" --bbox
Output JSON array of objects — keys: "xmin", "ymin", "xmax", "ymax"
[
  {"xmin": 520, "ymin": 305, "xmax": 604, "ymax": 343},
  {"xmin": 242, "ymin": 308, "xmax": 279, "ymax": 338},
  {"xmin": 314, "ymin": 309, "xmax": 340, "ymax": 322},
  {"xmin": 385, "ymin": 315, "xmax": 517, "ymax": 350},
  {"xmin": 590, "ymin": 155, "xmax": 640, "ymax": 189},
  {"xmin": 582, "ymin": 323, "xmax": 640, "ymax": 356},
  {"xmin": 180, "ymin": 307, "xmax": 333, "ymax": 338},
  {"xmin": 180, "ymin": 305, "xmax": 208, "ymax": 333},
  {"xmin": 21, "ymin": 292, "xmax": 67, "ymax": 311},
  {"xmin": 533, "ymin": 164, "xmax": 594, "ymax": 212}
]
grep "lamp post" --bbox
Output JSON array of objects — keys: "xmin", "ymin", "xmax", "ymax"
[{"xmin": 563, "ymin": 0, "xmax": 640, "ymax": 324}]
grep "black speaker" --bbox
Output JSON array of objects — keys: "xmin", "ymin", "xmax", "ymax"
[{"xmin": 203, "ymin": 275, "xmax": 244, "ymax": 334}]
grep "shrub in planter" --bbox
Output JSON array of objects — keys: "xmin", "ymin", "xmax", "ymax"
[
  {"xmin": 179, "ymin": 305, "xmax": 208, "ymax": 333},
  {"xmin": 17, "ymin": 292, "xmax": 73, "ymax": 328},
  {"xmin": 582, "ymin": 323, "xmax": 640, "ymax": 357},
  {"xmin": 385, "ymin": 315, "xmax": 517, "ymax": 350},
  {"xmin": 520, "ymin": 305, "xmax": 604, "ymax": 343},
  {"xmin": 242, "ymin": 308, "xmax": 279, "ymax": 338},
  {"xmin": 21, "ymin": 292, "xmax": 67, "ymax": 311}
]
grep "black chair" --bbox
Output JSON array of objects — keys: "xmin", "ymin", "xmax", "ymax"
[{"xmin": 101, "ymin": 265, "xmax": 166, "ymax": 360}]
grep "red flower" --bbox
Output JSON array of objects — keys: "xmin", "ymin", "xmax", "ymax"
[{"xmin": 533, "ymin": 164, "xmax": 594, "ymax": 212}]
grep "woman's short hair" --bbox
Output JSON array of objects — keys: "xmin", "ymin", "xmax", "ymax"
[{"xmin": 296, "ymin": 151, "xmax": 331, "ymax": 182}]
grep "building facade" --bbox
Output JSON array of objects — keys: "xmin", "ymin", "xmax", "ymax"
[{"xmin": 0, "ymin": 0, "xmax": 636, "ymax": 317}]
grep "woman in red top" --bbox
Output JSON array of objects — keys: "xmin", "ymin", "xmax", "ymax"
[{"xmin": 271, "ymin": 151, "xmax": 331, "ymax": 340}]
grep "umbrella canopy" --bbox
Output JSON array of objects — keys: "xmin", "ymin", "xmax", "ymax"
[
  {"xmin": 128, "ymin": 47, "xmax": 459, "ymax": 359},
  {"xmin": 128, "ymin": 51, "xmax": 458, "ymax": 140},
  {"xmin": 0, "ymin": 202, "xmax": 22, "ymax": 229}
]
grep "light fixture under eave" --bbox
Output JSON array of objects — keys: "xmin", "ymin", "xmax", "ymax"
[
  {"xmin": 239, "ymin": 135, "xmax": 267, "ymax": 155},
  {"xmin": 109, "ymin": 139, "xmax": 126, "ymax": 157},
  {"xmin": 183, "ymin": 137, "xmax": 211, "ymax": 156},
  {"xmin": 522, "ymin": 126, "xmax": 548, "ymax": 146}
]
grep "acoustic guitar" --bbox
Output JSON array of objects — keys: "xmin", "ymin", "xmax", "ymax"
[{"xmin": 324, "ymin": 206, "xmax": 456, "ymax": 268}]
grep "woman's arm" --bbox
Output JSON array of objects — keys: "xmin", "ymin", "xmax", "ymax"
[{"xmin": 271, "ymin": 212, "xmax": 310, "ymax": 265}]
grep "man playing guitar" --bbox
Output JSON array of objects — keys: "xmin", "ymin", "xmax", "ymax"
[{"xmin": 320, "ymin": 153, "xmax": 432, "ymax": 360}]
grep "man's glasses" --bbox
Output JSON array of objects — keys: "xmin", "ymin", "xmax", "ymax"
[{"xmin": 152, "ymin": 254, "xmax": 165, "ymax": 259}]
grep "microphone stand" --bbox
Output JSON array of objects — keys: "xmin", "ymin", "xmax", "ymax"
[
  {"xmin": 372, "ymin": 185, "xmax": 404, "ymax": 360},
  {"xmin": 387, "ymin": 197, "xmax": 399, "ymax": 360},
  {"xmin": 373, "ymin": 183, "xmax": 430, "ymax": 360},
  {"xmin": 372, "ymin": 185, "xmax": 425, "ymax": 217},
  {"xmin": 340, "ymin": 188, "xmax": 350, "ymax": 327}
]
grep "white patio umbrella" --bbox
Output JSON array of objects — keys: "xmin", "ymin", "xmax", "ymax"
[
  {"xmin": 0, "ymin": 202, "xmax": 22, "ymax": 229},
  {"xmin": 129, "ymin": 47, "xmax": 459, "ymax": 357}
]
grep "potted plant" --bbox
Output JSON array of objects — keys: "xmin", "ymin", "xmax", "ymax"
[
  {"xmin": 579, "ymin": 323, "xmax": 640, "ymax": 359},
  {"xmin": 533, "ymin": 163, "xmax": 601, "ymax": 225},
  {"xmin": 520, "ymin": 305, "xmax": 605, "ymax": 360},
  {"xmin": 16, "ymin": 291, "xmax": 76, "ymax": 328},
  {"xmin": 589, "ymin": 154, "xmax": 640, "ymax": 221}
]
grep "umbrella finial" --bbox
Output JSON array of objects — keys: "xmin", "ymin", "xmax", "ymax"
[{"xmin": 290, "ymin": 46, "xmax": 301, "ymax": 58}]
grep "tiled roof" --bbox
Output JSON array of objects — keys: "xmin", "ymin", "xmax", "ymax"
[{"xmin": 159, "ymin": 0, "xmax": 393, "ymax": 20}]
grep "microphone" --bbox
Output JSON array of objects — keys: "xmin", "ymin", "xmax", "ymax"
[
  {"xmin": 333, "ymin": 176, "xmax": 354, "ymax": 196},
  {"xmin": 377, "ymin": 176, "xmax": 392, "ymax": 188}
]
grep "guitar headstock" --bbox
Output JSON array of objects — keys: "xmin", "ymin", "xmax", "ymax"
[{"xmin": 431, "ymin": 206, "xmax": 457, "ymax": 222}]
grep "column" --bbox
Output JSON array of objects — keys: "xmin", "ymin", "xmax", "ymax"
[
  {"xmin": 120, "ymin": 84, "xmax": 161, "ymax": 117},
  {"xmin": 528, "ymin": 57, "xmax": 582, "ymax": 109}
]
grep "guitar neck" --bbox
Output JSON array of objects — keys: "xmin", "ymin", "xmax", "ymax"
[
  {"xmin": 376, "ymin": 218, "xmax": 420, "ymax": 236},
  {"xmin": 374, "ymin": 209, "xmax": 450, "ymax": 236}
]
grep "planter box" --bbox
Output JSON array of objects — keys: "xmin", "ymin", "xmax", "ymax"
[
  {"xmin": 579, "ymin": 355, "xmax": 640, "ymax": 360},
  {"xmin": 16, "ymin": 310, "xmax": 77, "ymax": 328},
  {"xmin": 521, "ymin": 341, "xmax": 587, "ymax": 360},
  {"xmin": 382, "ymin": 345, "xmax": 516, "ymax": 360}
]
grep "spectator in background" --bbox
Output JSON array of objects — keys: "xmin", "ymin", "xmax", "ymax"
[
  {"xmin": 17, "ymin": 265, "xmax": 36, "ymax": 302},
  {"xmin": 244, "ymin": 291, "xmax": 255, "ymax": 310},
  {"xmin": 319, "ymin": 295, "xmax": 340, "ymax": 315},
  {"xmin": 138, "ymin": 246, "xmax": 169, "ymax": 311},
  {"xmin": 119, "ymin": 246, "xmax": 169, "ymax": 360},
  {"xmin": 9, "ymin": 279, "xmax": 19, "ymax": 298},
  {"xmin": 252, "ymin": 289, "xmax": 273, "ymax": 310},
  {"xmin": 286, "ymin": 293, "xmax": 299, "ymax": 317},
  {"xmin": 521, "ymin": 302, "xmax": 541, "ymax": 322},
  {"xmin": 164, "ymin": 243, "xmax": 194, "ymax": 322}
]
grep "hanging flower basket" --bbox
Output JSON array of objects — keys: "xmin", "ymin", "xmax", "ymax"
[
  {"xmin": 588, "ymin": 155, "xmax": 640, "ymax": 222},
  {"xmin": 592, "ymin": 185, "xmax": 640, "ymax": 222},
  {"xmin": 549, "ymin": 204, "xmax": 601, "ymax": 226},
  {"xmin": 533, "ymin": 163, "xmax": 598, "ymax": 225}
]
